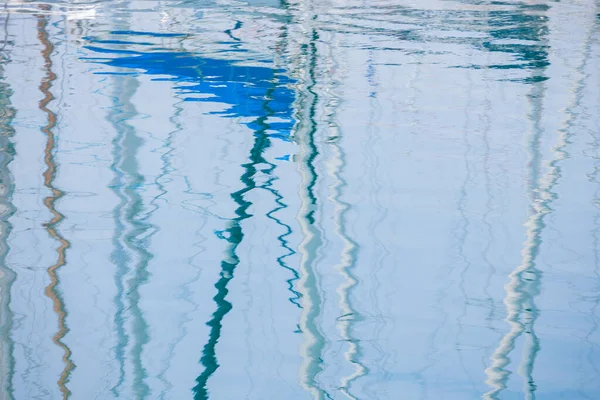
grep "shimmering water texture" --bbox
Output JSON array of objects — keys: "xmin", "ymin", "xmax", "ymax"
[{"xmin": 0, "ymin": 0, "xmax": 599, "ymax": 399}]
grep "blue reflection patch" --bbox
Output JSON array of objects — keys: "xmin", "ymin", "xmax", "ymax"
[{"xmin": 82, "ymin": 35, "xmax": 296, "ymax": 140}]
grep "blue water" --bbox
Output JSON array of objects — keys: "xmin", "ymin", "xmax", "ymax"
[{"xmin": 0, "ymin": 0, "xmax": 599, "ymax": 399}]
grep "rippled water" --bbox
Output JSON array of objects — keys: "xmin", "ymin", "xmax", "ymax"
[{"xmin": 0, "ymin": 0, "xmax": 599, "ymax": 399}]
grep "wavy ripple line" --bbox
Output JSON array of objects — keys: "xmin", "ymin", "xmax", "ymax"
[
  {"xmin": 455, "ymin": 61, "xmax": 477, "ymax": 390},
  {"xmin": 264, "ymin": 174, "xmax": 301, "ymax": 307},
  {"xmin": 484, "ymin": 8, "xmax": 598, "ymax": 399},
  {"xmin": 36, "ymin": 12, "xmax": 74, "ymax": 400},
  {"xmin": 106, "ymin": 72, "xmax": 139, "ymax": 397},
  {"xmin": 154, "ymin": 99, "xmax": 187, "ymax": 399},
  {"xmin": 330, "ymin": 99, "xmax": 366, "ymax": 400},
  {"xmin": 324, "ymin": 42, "xmax": 368, "ymax": 399},
  {"xmin": 0, "ymin": 18, "xmax": 17, "ymax": 398},
  {"xmin": 193, "ymin": 79, "xmax": 284, "ymax": 400},
  {"xmin": 291, "ymin": 23, "xmax": 331, "ymax": 399},
  {"xmin": 113, "ymin": 73, "xmax": 154, "ymax": 399}
]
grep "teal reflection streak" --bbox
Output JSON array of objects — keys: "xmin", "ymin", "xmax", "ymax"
[
  {"xmin": 107, "ymin": 72, "xmax": 152, "ymax": 399},
  {"xmin": 267, "ymin": 184, "xmax": 301, "ymax": 306},
  {"xmin": 193, "ymin": 80, "xmax": 284, "ymax": 399},
  {"xmin": 107, "ymin": 73, "xmax": 136, "ymax": 397},
  {"xmin": 0, "ymin": 14, "xmax": 16, "ymax": 398},
  {"xmin": 264, "ymin": 164, "xmax": 301, "ymax": 307},
  {"xmin": 294, "ymin": 26, "xmax": 331, "ymax": 400}
]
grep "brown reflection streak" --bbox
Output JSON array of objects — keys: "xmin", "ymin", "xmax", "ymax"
[{"xmin": 37, "ymin": 12, "xmax": 73, "ymax": 400}]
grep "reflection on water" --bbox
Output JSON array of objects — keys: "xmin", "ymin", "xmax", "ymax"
[
  {"xmin": 0, "ymin": 10, "xmax": 15, "ymax": 400},
  {"xmin": 37, "ymin": 12, "xmax": 76, "ymax": 400},
  {"xmin": 0, "ymin": 0, "xmax": 599, "ymax": 399}
]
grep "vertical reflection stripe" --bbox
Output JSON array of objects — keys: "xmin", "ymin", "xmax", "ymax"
[
  {"xmin": 0, "ymin": 11, "xmax": 16, "ymax": 398},
  {"xmin": 484, "ymin": 8, "xmax": 598, "ymax": 400},
  {"xmin": 193, "ymin": 78, "xmax": 282, "ymax": 400},
  {"xmin": 294, "ymin": 25, "xmax": 330, "ymax": 399},
  {"xmin": 36, "ymin": 12, "xmax": 74, "ymax": 400}
]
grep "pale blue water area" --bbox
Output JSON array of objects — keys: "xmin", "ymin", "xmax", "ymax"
[{"xmin": 0, "ymin": 0, "xmax": 599, "ymax": 399}]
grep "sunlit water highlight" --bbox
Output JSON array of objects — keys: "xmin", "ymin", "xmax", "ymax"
[{"xmin": 0, "ymin": 0, "xmax": 599, "ymax": 399}]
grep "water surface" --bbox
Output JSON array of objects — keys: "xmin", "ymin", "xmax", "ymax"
[{"xmin": 0, "ymin": 0, "xmax": 599, "ymax": 399}]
